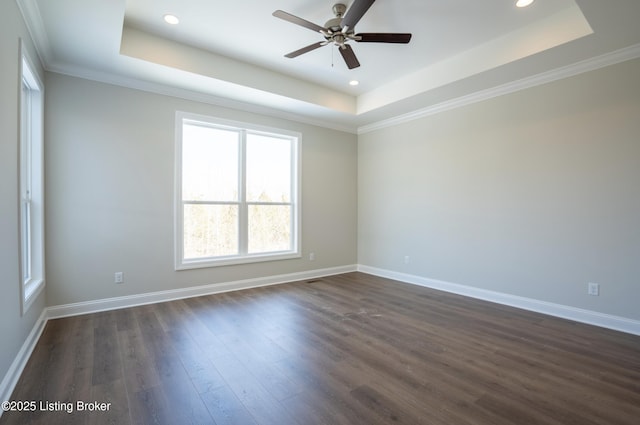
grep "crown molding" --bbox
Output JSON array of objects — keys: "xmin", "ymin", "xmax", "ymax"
[
  {"xmin": 15, "ymin": 0, "xmax": 640, "ymax": 137},
  {"xmin": 16, "ymin": 0, "xmax": 358, "ymax": 135},
  {"xmin": 358, "ymin": 43, "xmax": 640, "ymax": 134},
  {"xmin": 15, "ymin": 0, "xmax": 52, "ymax": 66},
  {"xmin": 47, "ymin": 62, "xmax": 358, "ymax": 134}
]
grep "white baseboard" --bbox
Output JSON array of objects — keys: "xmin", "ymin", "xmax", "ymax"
[
  {"xmin": 0, "ymin": 309, "xmax": 48, "ymax": 410},
  {"xmin": 0, "ymin": 264, "xmax": 356, "ymax": 413},
  {"xmin": 3, "ymin": 262, "xmax": 636, "ymax": 415},
  {"xmin": 358, "ymin": 265, "xmax": 640, "ymax": 336},
  {"xmin": 47, "ymin": 265, "xmax": 357, "ymax": 319}
]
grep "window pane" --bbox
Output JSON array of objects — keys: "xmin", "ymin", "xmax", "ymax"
[
  {"xmin": 20, "ymin": 52, "xmax": 45, "ymax": 311},
  {"xmin": 248, "ymin": 205, "xmax": 291, "ymax": 253},
  {"xmin": 21, "ymin": 200, "xmax": 31, "ymax": 283},
  {"xmin": 183, "ymin": 204, "xmax": 238, "ymax": 259},
  {"xmin": 246, "ymin": 134, "xmax": 291, "ymax": 202},
  {"xmin": 182, "ymin": 124, "xmax": 239, "ymax": 201}
]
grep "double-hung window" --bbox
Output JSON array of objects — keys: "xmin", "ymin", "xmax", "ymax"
[
  {"xmin": 19, "ymin": 46, "xmax": 45, "ymax": 313},
  {"xmin": 175, "ymin": 112, "xmax": 301, "ymax": 269}
]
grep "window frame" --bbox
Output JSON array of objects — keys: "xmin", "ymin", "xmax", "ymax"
[
  {"xmin": 19, "ymin": 42, "xmax": 45, "ymax": 314},
  {"xmin": 174, "ymin": 111, "xmax": 301, "ymax": 270}
]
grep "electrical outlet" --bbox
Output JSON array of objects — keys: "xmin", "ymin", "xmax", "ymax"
[
  {"xmin": 404, "ymin": 256, "xmax": 410, "ymax": 264},
  {"xmin": 588, "ymin": 282, "xmax": 599, "ymax": 296},
  {"xmin": 115, "ymin": 272, "xmax": 124, "ymax": 284},
  {"xmin": 309, "ymin": 252, "xmax": 315, "ymax": 261}
]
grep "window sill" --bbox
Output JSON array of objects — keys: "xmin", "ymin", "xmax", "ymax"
[
  {"xmin": 22, "ymin": 278, "xmax": 44, "ymax": 315},
  {"xmin": 176, "ymin": 251, "xmax": 301, "ymax": 270}
]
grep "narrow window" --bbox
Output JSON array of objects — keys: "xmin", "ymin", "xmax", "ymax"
[
  {"xmin": 19, "ymin": 46, "xmax": 45, "ymax": 313},
  {"xmin": 175, "ymin": 112, "xmax": 301, "ymax": 269}
]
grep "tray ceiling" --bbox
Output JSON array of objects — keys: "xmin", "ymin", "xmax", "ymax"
[{"xmin": 17, "ymin": 0, "xmax": 640, "ymax": 132}]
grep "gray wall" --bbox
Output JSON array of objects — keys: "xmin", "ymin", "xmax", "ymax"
[
  {"xmin": 45, "ymin": 73, "xmax": 358, "ymax": 306},
  {"xmin": 359, "ymin": 58, "xmax": 640, "ymax": 320},
  {"xmin": 3, "ymin": 0, "xmax": 639, "ymax": 390},
  {"xmin": 0, "ymin": 0, "xmax": 47, "ymax": 389}
]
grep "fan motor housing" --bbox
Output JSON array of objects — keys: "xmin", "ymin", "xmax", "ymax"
[{"xmin": 324, "ymin": 17, "xmax": 343, "ymax": 32}]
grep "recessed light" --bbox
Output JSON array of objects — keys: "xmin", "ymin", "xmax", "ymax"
[
  {"xmin": 349, "ymin": 80, "xmax": 359, "ymax": 86},
  {"xmin": 515, "ymin": 0, "xmax": 535, "ymax": 7},
  {"xmin": 163, "ymin": 14, "xmax": 180, "ymax": 25}
]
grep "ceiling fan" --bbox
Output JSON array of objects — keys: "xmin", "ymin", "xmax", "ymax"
[{"xmin": 273, "ymin": 0, "xmax": 412, "ymax": 69}]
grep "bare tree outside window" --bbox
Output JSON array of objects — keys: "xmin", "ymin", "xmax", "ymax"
[{"xmin": 175, "ymin": 113, "xmax": 300, "ymax": 269}]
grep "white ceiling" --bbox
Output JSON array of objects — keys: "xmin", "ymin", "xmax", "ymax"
[{"xmin": 17, "ymin": 0, "xmax": 640, "ymax": 132}]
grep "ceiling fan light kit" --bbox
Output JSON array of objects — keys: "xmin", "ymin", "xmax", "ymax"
[{"xmin": 273, "ymin": 0, "xmax": 412, "ymax": 69}]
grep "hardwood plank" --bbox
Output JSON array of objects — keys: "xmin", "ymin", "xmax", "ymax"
[
  {"xmin": 215, "ymin": 331, "xmax": 303, "ymax": 402},
  {"xmin": 281, "ymin": 391, "xmax": 346, "ymax": 425},
  {"xmin": 3, "ymin": 272, "xmax": 639, "ymax": 425},
  {"xmin": 92, "ymin": 312, "xmax": 122, "ymax": 386},
  {"xmin": 88, "ymin": 378, "xmax": 131, "ymax": 425},
  {"xmin": 118, "ymin": 327, "xmax": 161, "ymax": 394},
  {"xmin": 128, "ymin": 386, "xmax": 175, "ymax": 425},
  {"xmin": 115, "ymin": 308, "xmax": 136, "ymax": 332},
  {"xmin": 206, "ymin": 352, "xmax": 300, "ymax": 425},
  {"xmin": 134, "ymin": 305, "xmax": 214, "ymax": 425},
  {"xmin": 349, "ymin": 384, "xmax": 423, "ymax": 424},
  {"xmin": 198, "ymin": 384, "xmax": 256, "ymax": 425}
]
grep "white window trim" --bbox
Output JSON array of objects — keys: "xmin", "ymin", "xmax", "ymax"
[
  {"xmin": 19, "ymin": 41, "xmax": 45, "ymax": 314},
  {"xmin": 174, "ymin": 111, "xmax": 301, "ymax": 270}
]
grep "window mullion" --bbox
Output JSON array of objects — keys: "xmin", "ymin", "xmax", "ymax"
[
  {"xmin": 289, "ymin": 138, "xmax": 297, "ymax": 252},
  {"xmin": 22, "ymin": 199, "xmax": 32, "ymax": 283},
  {"xmin": 238, "ymin": 130, "xmax": 248, "ymax": 255}
]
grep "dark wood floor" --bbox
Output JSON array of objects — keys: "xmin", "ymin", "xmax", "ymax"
[{"xmin": 2, "ymin": 272, "xmax": 639, "ymax": 425}]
